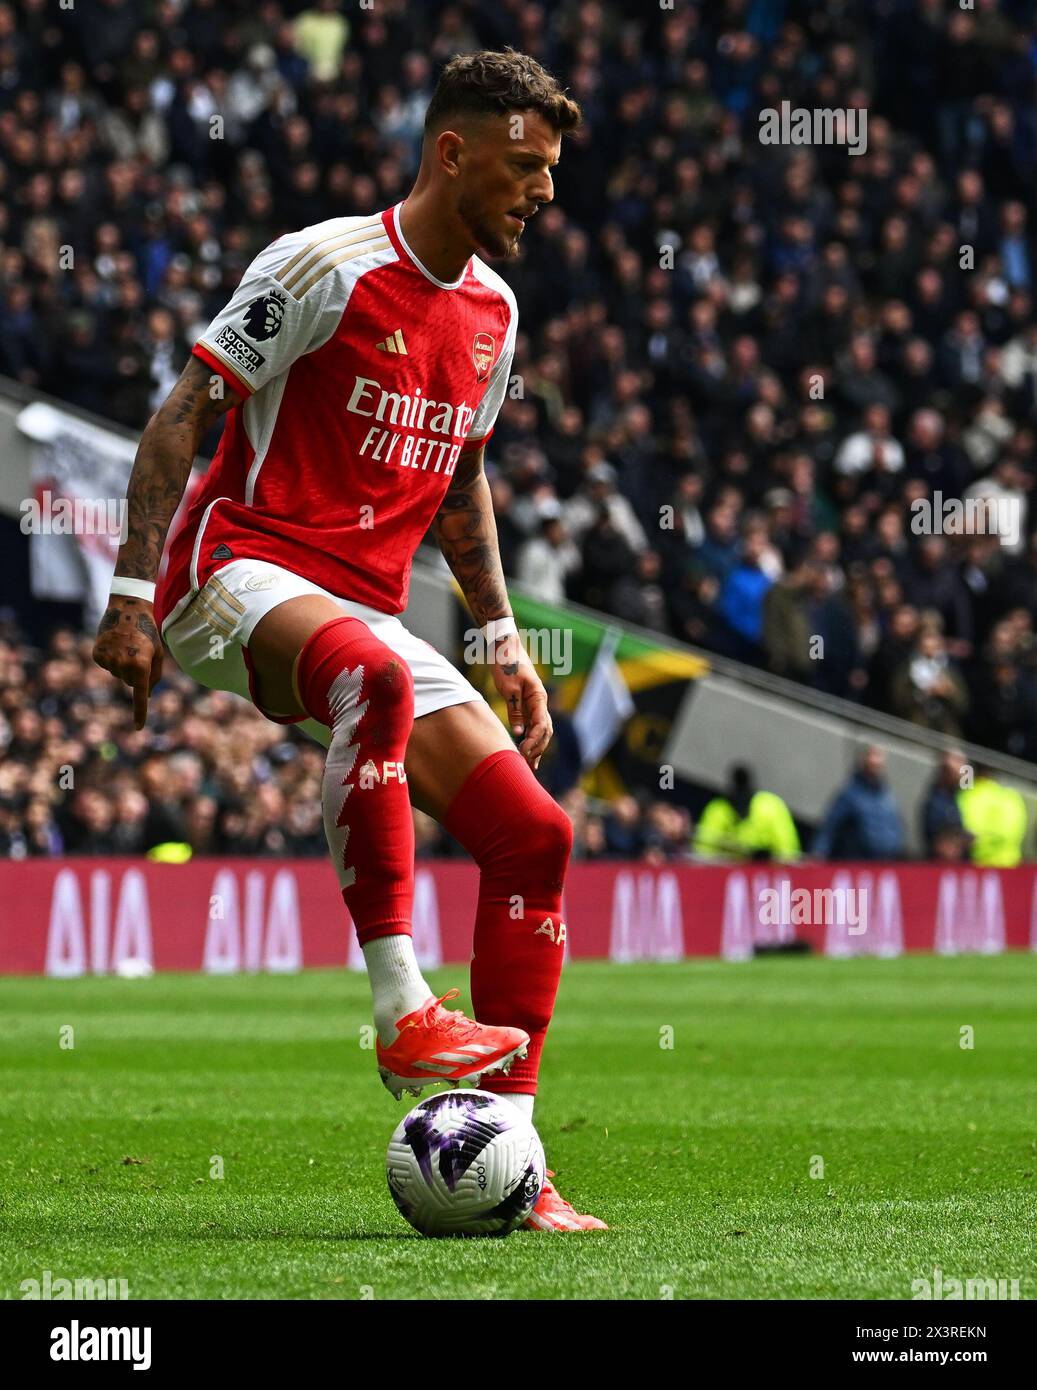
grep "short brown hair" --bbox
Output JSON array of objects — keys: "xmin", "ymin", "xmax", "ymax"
[{"xmin": 424, "ymin": 47, "xmax": 582, "ymax": 139}]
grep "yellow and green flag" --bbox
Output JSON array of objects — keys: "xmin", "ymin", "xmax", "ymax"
[{"xmin": 454, "ymin": 589, "xmax": 707, "ymax": 797}]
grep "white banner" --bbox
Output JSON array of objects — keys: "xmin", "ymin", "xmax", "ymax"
[
  {"xmin": 17, "ymin": 402, "xmax": 136, "ymax": 628},
  {"xmin": 15, "ymin": 400, "xmax": 203, "ymax": 628}
]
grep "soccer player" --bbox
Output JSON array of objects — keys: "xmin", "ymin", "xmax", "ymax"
[{"xmin": 93, "ymin": 49, "xmax": 604, "ymax": 1231}]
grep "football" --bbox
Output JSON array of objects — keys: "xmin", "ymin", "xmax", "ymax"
[{"xmin": 386, "ymin": 1089, "xmax": 545, "ymax": 1237}]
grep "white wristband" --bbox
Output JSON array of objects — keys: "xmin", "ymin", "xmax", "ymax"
[
  {"xmin": 483, "ymin": 616, "xmax": 517, "ymax": 643},
  {"xmin": 110, "ymin": 577, "xmax": 156, "ymax": 603}
]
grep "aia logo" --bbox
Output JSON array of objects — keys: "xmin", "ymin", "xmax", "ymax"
[
  {"xmin": 472, "ymin": 331, "xmax": 495, "ymax": 382},
  {"xmin": 243, "ymin": 290, "xmax": 287, "ymax": 341}
]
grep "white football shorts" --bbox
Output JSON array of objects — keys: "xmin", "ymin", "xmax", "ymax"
[{"xmin": 161, "ymin": 558, "xmax": 484, "ymax": 745}]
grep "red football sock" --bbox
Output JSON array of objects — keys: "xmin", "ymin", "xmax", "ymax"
[
  {"xmin": 294, "ymin": 616, "xmax": 415, "ymax": 946},
  {"xmin": 442, "ymin": 749, "xmax": 573, "ymax": 1094}
]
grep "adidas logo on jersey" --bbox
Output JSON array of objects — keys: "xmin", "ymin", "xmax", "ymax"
[
  {"xmin": 375, "ymin": 329, "xmax": 408, "ymax": 355},
  {"xmin": 535, "ymin": 917, "xmax": 567, "ymax": 946}
]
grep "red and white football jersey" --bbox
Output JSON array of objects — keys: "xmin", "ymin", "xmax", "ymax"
[{"xmin": 155, "ymin": 202, "xmax": 517, "ymax": 629}]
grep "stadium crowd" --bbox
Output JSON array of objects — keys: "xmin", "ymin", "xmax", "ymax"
[
  {"xmin": 0, "ymin": 619, "xmax": 1025, "ymax": 864},
  {"xmin": 3, "ymin": 0, "xmax": 1037, "ymax": 856},
  {"xmin": 0, "ymin": 619, "xmax": 700, "ymax": 860}
]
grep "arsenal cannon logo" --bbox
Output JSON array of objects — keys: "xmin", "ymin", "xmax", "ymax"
[{"xmin": 472, "ymin": 331, "xmax": 495, "ymax": 382}]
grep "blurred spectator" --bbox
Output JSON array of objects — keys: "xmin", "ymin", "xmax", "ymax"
[
  {"xmin": 963, "ymin": 459, "xmax": 1028, "ymax": 557},
  {"xmin": 930, "ymin": 820, "xmax": 970, "ymax": 862},
  {"xmin": 717, "ymin": 522, "xmax": 778, "ymax": 662},
  {"xmin": 603, "ymin": 794, "xmax": 644, "ymax": 858},
  {"xmin": 60, "ymin": 787, "xmax": 117, "ymax": 855},
  {"xmin": 968, "ymin": 644, "xmax": 1037, "ymax": 759},
  {"xmin": 957, "ymin": 766, "xmax": 1027, "ymax": 867},
  {"xmin": 921, "ymin": 748, "xmax": 971, "ymax": 860},
  {"xmin": 516, "ymin": 503, "xmax": 581, "ymax": 604},
  {"xmin": 692, "ymin": 764, "xmax": 799, "ymax": 862},
  {"xmin": 564, "ymin": 459, "xmax": 647, "ymax": 550},
  {"xmin": 812, "ymin": 746, "xmax": 905, "ymax": 861},
  {"xmin": 888, "ymin": 627, "xmax": 969, "ymax": 735},
  {"xmin": 293, "ymin": 0, "xmax": 350, "ymax": 83},
  {"xmin": 903, "ymin": 538, "xmax": 974, "ymax": 657},
  {"xmin": 762, "ymin": 561, "xmax": 818, "ymax": 683},
  {"xmin": 834, "ymin": 403, "xmax": 905, "ymax": 480},
  {"xmin": 643, "ymin": 801, "xmax": 692, "ymax": 864}
]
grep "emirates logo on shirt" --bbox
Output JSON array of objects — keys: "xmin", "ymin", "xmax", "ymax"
[{"xmin": 473, "ymin": 332, "xmax": 495, "ymax": 382}]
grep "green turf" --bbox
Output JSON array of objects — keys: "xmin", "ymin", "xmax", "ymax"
[{"xmin": 0, "ymin": 956, "xmax": 1035, "ymax": 1300}]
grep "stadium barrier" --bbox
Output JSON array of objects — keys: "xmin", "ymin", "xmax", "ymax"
[{"xmin": 1, "ymin": 859, "xmax": 1034, "ymax": 976}]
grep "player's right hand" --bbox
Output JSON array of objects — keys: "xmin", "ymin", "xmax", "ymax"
[{"xmin": 92, "ymin": 598, "xmax": 164, "ymax": 730}]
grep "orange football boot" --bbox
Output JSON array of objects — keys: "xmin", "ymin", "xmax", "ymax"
[
  {"xmin": 524, "ymin": 1171, "xmax": 608, "ymax": 1231},
  {"xmin": 376, "ymin": 989, "xmax": 530, "ymax": 1100}
]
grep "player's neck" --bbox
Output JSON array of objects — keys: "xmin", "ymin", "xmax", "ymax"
[{"xmin": 398, "ymin": 192, "xmax": 474, "ymax": 285}]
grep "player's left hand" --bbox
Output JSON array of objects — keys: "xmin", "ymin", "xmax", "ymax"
[{"xmin": 491, "ymin": 633, "xmax": 552, "ymax": 771}]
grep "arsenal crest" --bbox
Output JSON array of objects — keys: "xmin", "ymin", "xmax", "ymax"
[{"xmin": 473, "ymin": 331, "xmax": 495, "ymax": 382}]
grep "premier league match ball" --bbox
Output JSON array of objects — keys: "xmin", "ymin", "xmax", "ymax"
[{"xmin": 386, "ymin": 1089, "xmax": 545, "ymax": 1237}]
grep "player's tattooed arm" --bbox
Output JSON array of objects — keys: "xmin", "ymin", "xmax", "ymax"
[
  {"xmin": 116, "ymin": 356, "xmax": 240, "ymax": 582},
  {"xmin": 432, "ymin": 443, "xmax": 512, "ymax": 629},
  {"xmin": 93, "ymin": 356, "xmax": 242, "ymax": 728},
  {"xmin": 433, "ymin": 443, "xmax": 553, "ymax": 769}
]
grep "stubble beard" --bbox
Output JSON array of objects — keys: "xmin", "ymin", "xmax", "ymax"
[{"xmin": 457, "ymin": 192, "xmax": 520, "ymax": 260}]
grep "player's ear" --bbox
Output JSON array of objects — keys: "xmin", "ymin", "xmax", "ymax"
[{"xmin": 434, "ymin": 127, "xmax": 465, "ymax": 177}]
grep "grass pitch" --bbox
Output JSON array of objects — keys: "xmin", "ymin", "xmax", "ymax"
[{"xmin": 1, "ymin": 956, "xmax": 1034, "ymax": 1300}]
